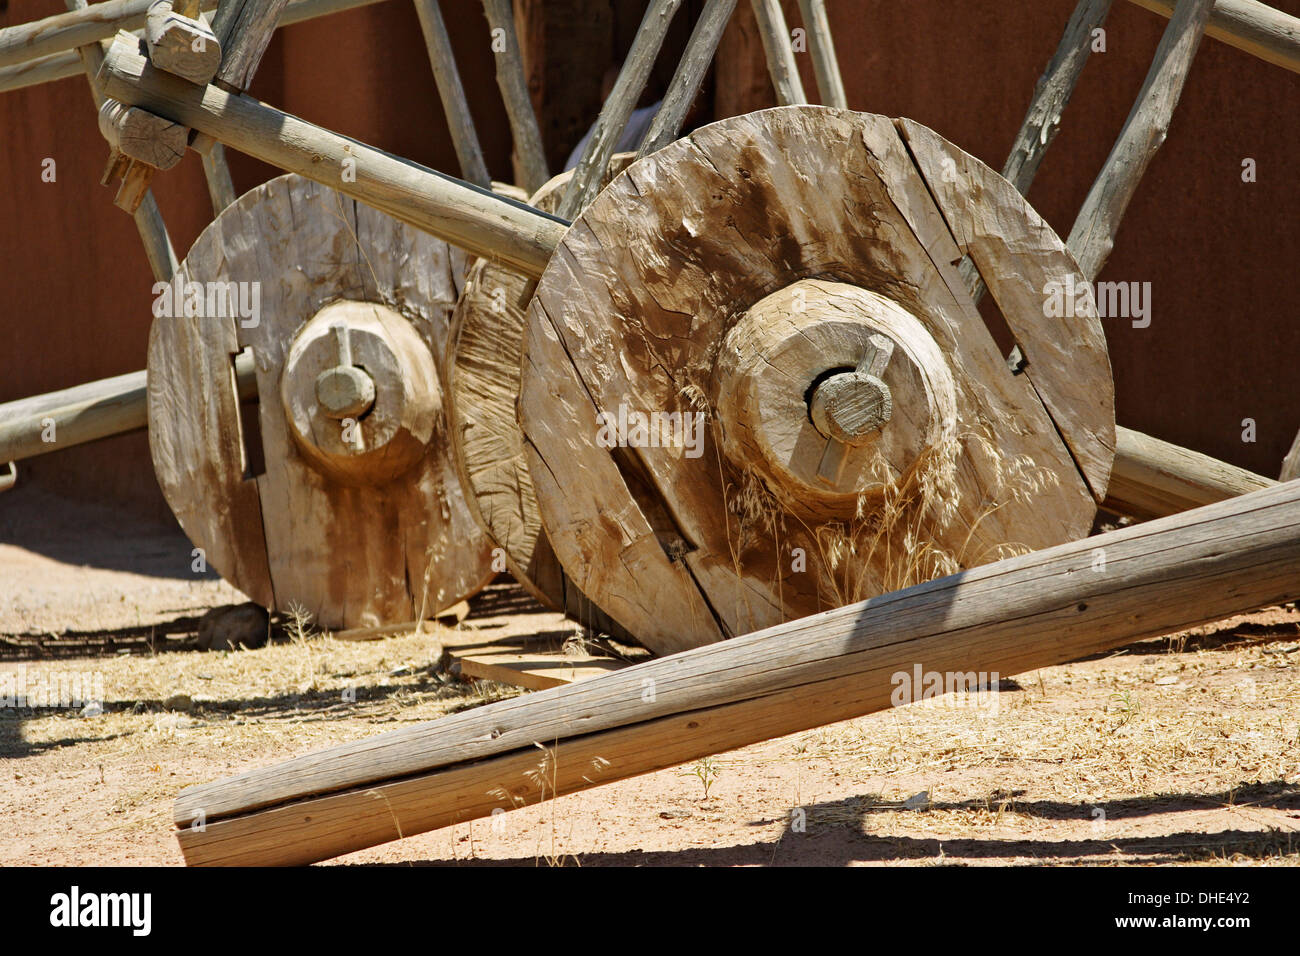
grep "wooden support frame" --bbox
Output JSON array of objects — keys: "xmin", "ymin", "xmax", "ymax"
[
  {"xmin": 97, "ymin": 32, "xmax": 567, "ymax": 275},
  {"xmin": 556, "ymin": 0, "xmax": 684, "ymax": 220},
  {"xmin": 636, "ymin": 0, "xmax": 737, "ymax": 159},
  {"xmin": 66, "ymin": 0, "xmax": 178, "ymax": 282},
  {"xmin": 1067, "ymin": 0, "xmax": 1216, "ymax": 280},
  {"xmin": 0, "ymin": 0, "xmax": 396, "ymax": 95},
  {"xmin": 1123, "ymin": 0, "xmax": 1300, "ymax": 73},
  {"xmin": 171, "ymin": 479, "xmax": 1300, "ymax": 865}
]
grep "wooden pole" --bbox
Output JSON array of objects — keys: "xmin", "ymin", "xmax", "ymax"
[
  {"xmin": 1123, "ymin": 0, "xmax": 1300, "ymax": 73},
  {"xmin": 636, "ymin": 0, "xmax": 737, "ymax": 159},
  {"xmin": 750, "ymin": 0, "xmax": 805, "ymax": 105},
  {"xmin": 210, "ymin": 0, "xmax": 291, "ymax": 91},
  {"xmin": 172, "ymin": 478, "xmax": 1300, "ymax": 864},
  {"xmin": 0, "ymin": 353, "xmax": 256, "ymax": 464},
  {"xmin": 1105, "ymin": 426, "xmax": 1275, "ymax": 519},
  {"xmin": 412, "ymin": 0, "xmax": 492, "ymax": 188},
  {"xmin": 481, "ymin": 0, "xmax": 548, "ymax": 193},
  {"xmin": 66, "ymin": 0, "xmax": 178, "ymax": 283},
  {"xmin": 5, "ymin": 0, "xmax": 1296, "ymax": 81},
  {"xmin": 0, "ymin": 0, "xmax": 394, "ymax": 95},
  {"xmin": 556, "ymin": 0, "xmax": 684, "ymax": 220},
  {"xmin": 96, "ymin": 32, "xmax": 568, "ymax": 276},
  {"xmin": 1066, "ymin": 0, "xmax": 1215, "ymax": 281},
  {"xmin": 796, "ymin": 0, "xmax": 845, "ymax": 107},
  {"xmin": 1002, "ymin": 0, "xmax": 1115, "ymax": 197}
]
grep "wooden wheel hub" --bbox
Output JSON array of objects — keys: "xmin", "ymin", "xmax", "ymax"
[
  {"xmin": 280, "ymin": 300, "xmax": 441, "ymax": 487},
  {"xmin": 715, "ymin": 279, "xmax": 957, "ymax": 513}
]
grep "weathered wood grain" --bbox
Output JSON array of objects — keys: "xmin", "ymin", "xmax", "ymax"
[
  {"xmin": 1123, "ymin": 0, "xmax": 1300, "ymax": 73},
  {"xmin": 899, "ymin": 118, "xmax": 1115, "ymax": 502},
  {"xmin": 145, "ymin": 0, "xmax": 221, "ymax": 85},
  {"xmin": 520, "ymin": 108, "xmax": 1100, "ymax": 654},
  {"xmin": 210, "ymin": 0, "xmax": 290, "ymax": 92},
  {"xmin": 556, "ymin": 0, "xmax": 683, "ymax": 219},
  {"xmin": 796, "ymin": 0, "xmax": 846, "ymax": 108},
  {"xmin": 174, "ymin": 478, "xmax": 1300, "ymax": 864},
  {"xmin": 637, "ymin": 0, "xmax": 737, "ymax": 158},
  {"xmin": 149, "ymin": 173, "xmax": 494, "ymax": 629},
  {"xmin": 1106, "ymin": 426, "xmax": 1276, "ymax": 518},
  {"xmin": 448, "ymin": 158, "xmax": 632, "ymax": 633},
  {"xmin": 750, "ymin": 0, "xmax": 804, "ymax": 105}
]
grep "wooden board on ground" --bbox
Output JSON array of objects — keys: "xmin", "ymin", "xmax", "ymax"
[{"xmin": 440, "ymin": 630, "xmax": 640, "ymax": 691}]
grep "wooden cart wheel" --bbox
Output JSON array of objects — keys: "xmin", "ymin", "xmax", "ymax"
[
  {"xmin": 148, "ymin": 173, "xmax": 495, "ymax": 630},
  {"xmin": 520, "ymin": 106, "xmax": 1115, "ymax": 655},
  {"xmin": 447, "ymin": 155, "xmax": 634, "ymax": 625}
]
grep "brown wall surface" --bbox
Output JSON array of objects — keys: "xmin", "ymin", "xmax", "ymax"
[{"xmin": 1, "ymin": 0, "xmax": 1297, "ymax": 528}]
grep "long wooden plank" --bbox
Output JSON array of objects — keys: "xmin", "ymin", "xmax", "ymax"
[
  {"xmin": 96, "ymin": 32, "xmax": 567, "ymax": 277},
  {"xmin": 174, "ymin": 478, "xmax": 1300, "ymax": 863},
  {"xmin": 1066, "ymin": 0, "xmax": 1215, "ymax": 280}
]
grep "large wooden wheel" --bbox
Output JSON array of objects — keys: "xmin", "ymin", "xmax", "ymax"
[
  {"xmin": 148, "ymin": 173, "xmax": 495, "ymax": 630},
  {"xmin": 520, "ymin": 106, "xmax": 1115, "ymax": 655},
  {"xmin": 447, "ymin": 156, "xmax": 633, "ymax": 626}
]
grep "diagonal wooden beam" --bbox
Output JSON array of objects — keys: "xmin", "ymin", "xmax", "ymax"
[
  {"xmin": 481, "ymin": 0, "xmax": 548, "ymax": 193},
  {"xmin": 413, "ymin": 0, "xmax": 491, "ymax": 188},
  {"xmin": 750, "ymin": 0, "xmax": 804, "ymax": 105},
  {"xmin": 1123, "ymin": 0, "xmax": 1300, "ymax": 73},
  {"xmin": 637, "ymin": 0, "xmax": 737, "ymax": 158},
  {"xmin": 796, "ymin": 0, "xmax": 845, "ymax": 107},
  {"xmin": 172, "ymin": 478, "xmax": 1300, "ymax": 864},
  {"xmin": 556, "ymin": 0, "xmax": 684, "ymax": 220},
  {"xmin": 1066, "ymin": 0, "xmax": 1216, "ymax": 280}
]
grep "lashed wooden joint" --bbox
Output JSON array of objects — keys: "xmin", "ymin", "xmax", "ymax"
[
  {"xmin": 97, "ymin": 97, "xmax": 187, "ymax": 170},
  {"xmin": 145, "ymin": 0, "xmax": 221, "ymax": 85}
]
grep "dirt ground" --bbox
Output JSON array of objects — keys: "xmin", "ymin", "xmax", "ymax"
[{"xmin": 3, "ymin": 484, "xmax": 1299, "ymax": 866}]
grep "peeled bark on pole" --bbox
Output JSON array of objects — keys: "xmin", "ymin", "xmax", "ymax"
[{"xmin": 173, "ymin": 479, "xmax": 1300, "ymax": 865}]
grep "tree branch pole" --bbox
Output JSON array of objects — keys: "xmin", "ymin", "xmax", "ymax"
[
  {"xmin": 412, "ymin": 0, "xmax": 491, "ymax": 188},
  {"xmin": 481, "ymin": 0, "xmax": 548, "ymax": 193},
  {"xmin": 637, "ymin": 0, "xmax": 737, "ymax": 159},
  {"xmin": 556, "ymin": 0, "xmax": 684, "ymax": 220}
]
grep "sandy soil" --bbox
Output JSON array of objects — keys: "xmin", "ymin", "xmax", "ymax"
[{"xmin": 2, "ymin": 486, "xmax": 1299, "ymax": 866}]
